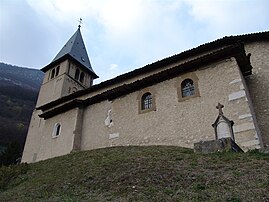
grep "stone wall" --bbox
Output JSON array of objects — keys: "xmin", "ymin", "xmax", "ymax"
[
  {"xmin": 21, "ymin": 110, "xmax": 44, "ymax": 162},
  {"xmin": 245, "ymin": 41, "xmax": 269, "ymax": 148},
  {"xmin": 37, "ymin": 60, "xmax": 68, "ymax": 107},
  {"xmin": 22, "ymin": 108, "xmax": 78, "ymax": 162},
  {"xmin": 194, "ymin": 138, "xmax": 243, "ymax": 153},
  {"xmin": 36, "ymin": 60, "xmax": 90, "ymax": 107},
  {"xmin": 37, "ymin": 108, "xmax": 78, "ymax": 161},
  {"xmin": 81, "ymin": 57, "xmax": 259, "ymax": 151},
  {"xmin": 23, "ymin": 41, "xmax": 268, "ymax": 163}
]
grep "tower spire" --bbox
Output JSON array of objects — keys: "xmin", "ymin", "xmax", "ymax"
[{"xmin": 41, "ymin": 26, "xmax": 98, "ymax": 79}]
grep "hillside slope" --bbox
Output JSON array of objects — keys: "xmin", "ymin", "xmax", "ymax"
[
  {"xmin": 0, "ymin": 62, "xmax": 44, "ymax": 155},
  {"xmin": 0, "ymin": 62, "xmax": 43, "ymax": 90},
  {"xmin": 0, "ymin": 146, "xmax": 268, "ymax": 201}
]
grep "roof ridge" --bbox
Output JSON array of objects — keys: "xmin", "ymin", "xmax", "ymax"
[
  {"xmin": 37, "ymin": 31, "xmax": 268, "ymax": 110},
  {"xmin": 39, "ymin": 43, "xmax": 250, "ymax": 118}
]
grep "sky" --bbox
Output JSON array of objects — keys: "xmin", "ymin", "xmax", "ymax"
[{"xmin": 0, "ymin": 0, "xmax": 268, "ymax": 83}]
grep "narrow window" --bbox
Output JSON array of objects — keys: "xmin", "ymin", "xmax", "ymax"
[
  {"xmin": 79, "ymin": 72, "xmax": 85, "ymax": 83},
  {"xmin": 32, "ymin": 153, "xmax": 37, "ymax": 162},
  {"xmin": 51, "ymin": 68, "xmax": 55, "ymax": 79},
  {"xmin": 181, "ymin": 79, "xmax": 195, "ymax": 97},
  {"xmin": 52, "ymin": 123, "xmax": 61, "ymax": 137},
  {"xmin": 75, "ymin": 68, "xmax": 80, "ymax": 80},
  {"xmin": 55, "ymin": 66, "xmax": 60, "ymax": 76},
  {"xmin": 141, "ymin": 92, "xmax": 152, "ymax": 110}
]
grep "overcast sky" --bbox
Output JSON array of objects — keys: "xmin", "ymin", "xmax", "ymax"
[{"xmin": 0, "ymin": 0, "xmax": 268, "ymax": 83}]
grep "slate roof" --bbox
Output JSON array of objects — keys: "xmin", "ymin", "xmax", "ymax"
[
  {"xmin": 37, "ymin": 31, "xmax": 269, "ymax": 114},
  {"xmin": 41, "ymin": 27, "xmax": 98, "ymax": 78},
  {"xmin": 39, "ymin": 42, "xmax": 252, "ymax": 119}
]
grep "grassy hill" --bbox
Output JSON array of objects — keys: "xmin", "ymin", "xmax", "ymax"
[{"xmin": 0, "ymin": 146, "xmax": 268, "ymax": 201}]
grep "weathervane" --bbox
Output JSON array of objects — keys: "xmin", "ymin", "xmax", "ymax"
[{"xmin": 78, "ymin": 18, "xmax": 83, "ymax": 28}]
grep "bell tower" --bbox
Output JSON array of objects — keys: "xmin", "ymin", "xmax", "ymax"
[{"xmin": 36, "ymin": 26, "xmax": 98, "ymax": 107}]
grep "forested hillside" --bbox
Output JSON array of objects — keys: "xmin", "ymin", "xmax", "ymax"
[{"xmin": 0, "ymin": 62, "xmax": 44, "ymax": 162}]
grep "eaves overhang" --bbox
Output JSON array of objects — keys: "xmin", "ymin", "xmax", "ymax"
[
  {"xmin": 41, "ymin": 54, "xmax": 98, "ymax": 79},
  {"xmin": 36, "ymin": 31, "xmax": 268, "ymax": 112},
  {"xmin": 39, "ymin": 43, "xmax": 252, "ymax": 119}
]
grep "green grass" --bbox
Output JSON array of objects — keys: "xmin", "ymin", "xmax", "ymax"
[{"xmin": 0, "ymin": 146, "xmax": 269, "ymax": 201}]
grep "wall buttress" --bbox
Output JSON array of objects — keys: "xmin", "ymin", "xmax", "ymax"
[{"xmin": 72, "ymin": 107, "xmax": 84, "ymax": 151}]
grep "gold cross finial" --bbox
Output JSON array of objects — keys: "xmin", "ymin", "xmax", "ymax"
[{"xmin": 216, "ymin": 103, "xmax": 224, "ymax": 115}]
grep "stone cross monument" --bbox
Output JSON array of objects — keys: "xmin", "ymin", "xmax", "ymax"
[{"xmin": 212, "ymin": 103, "xmax": 235, "ymax": 141}]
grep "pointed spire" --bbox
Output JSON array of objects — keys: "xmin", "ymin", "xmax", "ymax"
[{"xmin": 42, "ymin": 27, "xmax": 98, "ymax": 79}]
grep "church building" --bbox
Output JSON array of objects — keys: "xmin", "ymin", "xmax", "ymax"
[{"xmin": 22, "ymin": 27, "xmax": 269, "ymax": 163}]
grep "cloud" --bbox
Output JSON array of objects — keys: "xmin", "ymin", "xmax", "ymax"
[
  {"xmin": 90, "ymin": 1, "xmax": 192, "ymax": 67},
  {"xmin": 0, "ymin": 0, "xmax": 56, "ymax": 68},
  {"xmin": 1, "ymin": 0, "xmax": 268, "ymax": 83},
  {"xmin": 109, "ymin": 64, "xmax": 119, "ymax": 71},
  {"xmin": 186, "ymin": 0, "xmax": 269, "ymax": 36}
]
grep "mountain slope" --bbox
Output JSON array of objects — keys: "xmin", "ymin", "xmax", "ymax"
[
  {"xmin": 0, "ymin": 62, "xmax": 44, "ymax": 155},
  {"xmin": 0, "ymin": 146, "xmax": 268, "ymax": 201},
  {"xmin": 0, "ymin": 62, "xmax": 43, "ymax": 90}
]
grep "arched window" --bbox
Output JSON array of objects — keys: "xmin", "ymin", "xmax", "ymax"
[
  {"xmin": 79, "ymin": 72, "xmax": 85, "ymax": 83},
  {"xmin": 55, "ymin": 66, "xmax": 60, "ymax": 76},
  {"xmin": 177, "ymin": 73, "xmax": 200, "ymax": 102},
  {"xmin": 141, "ymin": 92, "xmax": 153, "ymax": 110},
  {"xmin": 52, "ymin": 123, "xmax": 61, "ymax": 137},
  {"xmin": 51, "ymin": 68, "xmax": 55, "ymax": 79},
  {"xmin": 181, "ymin": 79, "xmax": 195, "ymax": 97},
  {"xmin": 138, "ymin": 89, "xmax": 156, "ymax": 114},
  {"xmin": 75, "ymin": 68, "xmax": 80, "ymax": 80}
]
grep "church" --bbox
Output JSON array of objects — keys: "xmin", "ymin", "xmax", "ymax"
[{"xmin": 21, "ymin": 27, "xmax": 269, "ymax": 163}]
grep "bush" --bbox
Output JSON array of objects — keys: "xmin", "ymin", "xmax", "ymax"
[
  {"xmin": 0, "ymin": 141, "xmax": 22, "ymax": 166},
  {"xmin": 0, "ymin": 163, "xmax": 29, "ymax": 190}
]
